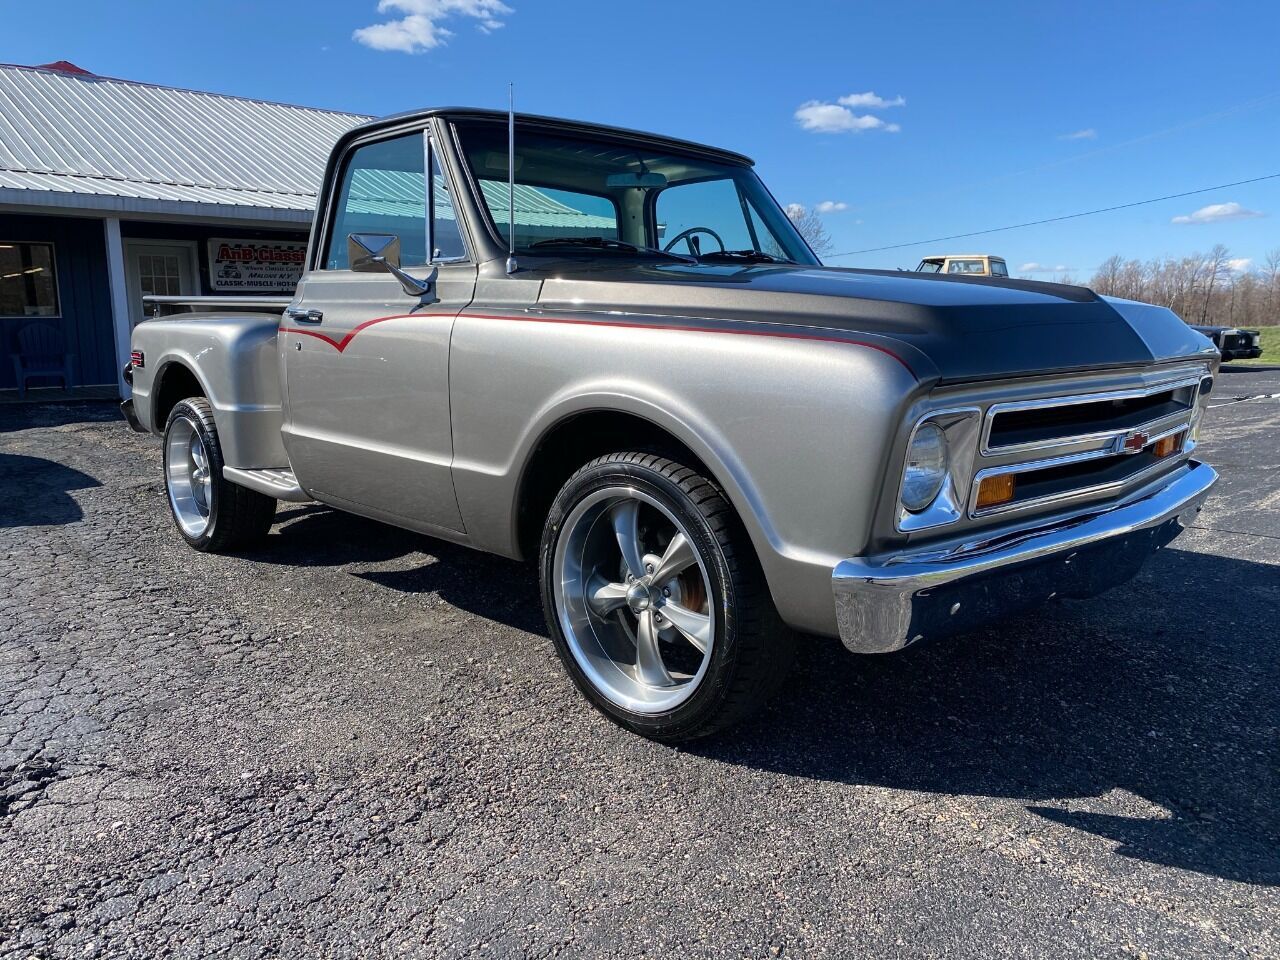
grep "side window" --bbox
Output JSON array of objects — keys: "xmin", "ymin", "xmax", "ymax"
[
  {"xmin": 324, "ymin": 132, "xmax": 427, "ymax": 270},
  {"xmin": 947, "ymin": 259, "xmax": 985, "ymax": 274},
  {"xmin": 655, "ymin": 178, "xmax": 755, "ymax": 253},
  {"xmin": 990, "ymin": 259, "xmax": 1009, "ymax": 277},
  {"xmin": 430, "ymin": 147, "xmax": 466, "ymax": 261}
]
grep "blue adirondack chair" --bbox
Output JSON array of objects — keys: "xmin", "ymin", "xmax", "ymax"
[{"xmin": 11, "ymin": 322, "xmax": 75, "ymax": 398}]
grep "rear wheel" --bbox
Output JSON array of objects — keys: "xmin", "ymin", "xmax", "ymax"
[
  {"xmin": 163, "ymin": 397, "xmax": 276, "ymax": 552},
  {"xmin": 539, "ymin": 452, "xmax": 794, "ymax": 741}
]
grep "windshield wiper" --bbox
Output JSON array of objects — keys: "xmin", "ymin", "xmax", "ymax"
[
  {"xmin": 697, "ymin": 249, "xmax": 792, "ymax": 264},
  {"xmin": 526, "ymin": 236, "xmax": 694, "ymax": 263}
]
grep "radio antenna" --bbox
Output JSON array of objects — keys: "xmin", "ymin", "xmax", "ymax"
[{"xmin": 505, "ymin": 83, "xmax": 517, "ymax": 274}]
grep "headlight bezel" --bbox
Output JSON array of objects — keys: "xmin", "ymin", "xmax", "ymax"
[{"xmin": 895, "ymin": 408, "xmax": 982, "ymax": 533}]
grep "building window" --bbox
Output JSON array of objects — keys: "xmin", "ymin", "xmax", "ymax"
[
  {"xmin": 0, "ymin": 242, "xmax": 60, "ymax": 317},
  {"xmin": 138, "ymin": 254, "xmax": 184, "ymax": 297}
]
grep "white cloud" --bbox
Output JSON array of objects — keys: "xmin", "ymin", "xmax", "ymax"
[
  {"xmin": 838, "ymin": 91, "xmax": 905, "ymax": 109},
  {"xmin": 1058, "ymin": 128, "xmax": 1097, "ymax": 141},
  {"xmin": 815, "ymin": 200, "xmax": 849, "ymax": 214},
  {"xmin": 1227, "ymin": 257, "xmax": 1253, "ymax": 272},
  {"xmin": 784, "ymin": 203, "xmax": 808, "ymax": 219},
  {"xmin": 354, "ymin": 0, "xmax": 512, "ymax": 53},
  {"xmin": 1171, "ymin": 201, "xmax": 1263, "ymax": 225},
  {"xmin": 1019, "ymin": 262, "xmax": 1072, "ymax": 273},
  {"xmin": 795, "ymin": 100, "xmax": 901, "ymax": 133}
]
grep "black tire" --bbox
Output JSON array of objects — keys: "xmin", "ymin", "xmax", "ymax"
[
  {"xmin": 162, "ymin": 397, "xmax": 276, "ymax": 553},
  {"xmin": 539, "ymin": 452, "xmax": 795, "ymax": 741}
]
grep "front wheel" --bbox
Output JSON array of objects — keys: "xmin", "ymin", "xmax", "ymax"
[
  {"xmin": 539, "ymin": 452, "xmax": 794, "ymax": 741},
  {"xmin": 163, "ymin": 397, "xmax": 276, "ymax": 552}
]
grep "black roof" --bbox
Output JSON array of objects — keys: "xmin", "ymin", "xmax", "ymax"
[{"xmin": 339, "ymin": 107, "xmax": 755, "ymax": 167}]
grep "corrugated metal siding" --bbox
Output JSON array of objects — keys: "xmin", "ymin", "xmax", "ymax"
[
  {"xmin": 0, "ymin": 64, "xmax": 369, "ymax": 214},
  {"xmin": 0, "ymin": 213, "xmax": 115, "ymax": 388}
]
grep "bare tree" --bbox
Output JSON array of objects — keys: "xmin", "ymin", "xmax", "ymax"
[
  {"xmin": 1088, "ymin": 247, "xmax": 1277, "ymax": 328},
  {"xmin": 1264, "ymin": 248, "xmax": 1280, "ymax": 320},
  {"xmin": 784, "ymin": 204, "xmax": 833, "ymax": 257},
  {"xmin": 1093, "ymin": 255, "xmax": 1124, "ymax": 295},
  {"xmin": 1200, "ymin": 244, "xmax": 1232, "ymax": 323}
]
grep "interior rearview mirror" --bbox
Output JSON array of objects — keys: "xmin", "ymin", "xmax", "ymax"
[{"xmin": 604, "ymin": 172, "xmax": 668, "ymax": 188}]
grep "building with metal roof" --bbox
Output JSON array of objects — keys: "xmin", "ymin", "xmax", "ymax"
[
  {"xmin": 0, "ymin": 60, "xmax": 372, "ymax": 397},
  {"xmin": 0, "ymin": 62, "xmax": 625, "ymax": 398},
  {"xmin": 0, "ymin": 60, "xmax": 369, "ymax": 223}
]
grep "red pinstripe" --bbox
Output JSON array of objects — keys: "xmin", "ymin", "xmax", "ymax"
[
  {"xmin": 282, "ymin": 313, "xmax": 423, "ymax": 352},
  {"xmin": 281, "ymin": 310, "xmax": 915, "ymax": 376}
]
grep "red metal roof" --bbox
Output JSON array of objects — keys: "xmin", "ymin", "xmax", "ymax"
[{"xmin": 35, "ymin": 60, "xmax": 94, "ymax": 76}]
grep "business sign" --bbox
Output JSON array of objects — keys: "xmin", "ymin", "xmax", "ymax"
[{"xmin": 207, "ymin": 238, "xmax": 307, "ymax": 293}]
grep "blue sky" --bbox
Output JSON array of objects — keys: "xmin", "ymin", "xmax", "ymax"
[{"xmin": 4, "ymin": 0, "xmax": 1279, "ymax": 277}]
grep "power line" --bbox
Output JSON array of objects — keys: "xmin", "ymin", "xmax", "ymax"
[
  {"xmin": 855, "ymin": 87, "xmax": 1280, "ymax": 215},
  {"xmin": 824, "ymin": 172, "xmax": 1280, "ymax": 259}
]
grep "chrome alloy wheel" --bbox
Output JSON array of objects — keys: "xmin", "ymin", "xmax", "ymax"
[
  {"xmin": 165, "ymin": 416, "xmax": 213, "ymax": 538},
  {"xmin": 553, "ymin": 487, "xmax": 716, "ymax": 714}
]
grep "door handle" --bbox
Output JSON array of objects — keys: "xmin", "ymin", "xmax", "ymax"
[{"xmin": 286, "ymin": 307, "xmax": 324, "ymax": 324}]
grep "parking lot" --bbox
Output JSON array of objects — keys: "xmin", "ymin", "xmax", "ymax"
[{"xmin": 1, "ymin": 367, "xmax": 1277, "ymax": 959}]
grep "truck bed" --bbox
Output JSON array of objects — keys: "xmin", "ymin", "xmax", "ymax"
[{"xmin": 143, "ymin": 295, "xmax": 292, "ymax": 319}]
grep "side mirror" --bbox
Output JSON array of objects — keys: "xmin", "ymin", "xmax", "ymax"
[
  {"xmin": 349, "ymin": 233, "xmax": 401, "ymax": 272},
  {"xmin": 347, "ymin": 233, "xmax": 432, "ymax": 299}
]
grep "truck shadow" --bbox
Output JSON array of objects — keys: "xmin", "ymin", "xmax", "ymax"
[
  {"xmin": 250, "ymin": 506, "xmax": 1277, "ymax": 885},
  {"xmin": 693, "ymin": 546, "xmax": 1278, "ymax": 887},
  {"xmin": 355, "ymin": 551, "xmax": 543, "ymax": 634},
  {"xmin": 247, "ymin": 504, "xmax": 545, "ymax": 633},
  {"xmin": 0, "ymin": 454, "xmax": 101, "ymax": 528},
  {"xmin": 245, "ymin": 504, "xmax": 426, "ymax": 568},
  {"xmin": 0, "ymin": 400, "xmax": 123, "ymax": 434}
]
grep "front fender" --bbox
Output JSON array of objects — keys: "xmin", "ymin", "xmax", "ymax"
[
  {"xmin": 515, "ymin": 382, "xmax": 786, "ymax": 558},
  {"xmin": 448, "ymin": 313, "xmax": 921, "ymax": 636}
]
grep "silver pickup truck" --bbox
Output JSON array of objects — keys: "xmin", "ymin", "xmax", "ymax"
[{"xmin": 124, "ymin": 107, "xmax": 1220, "ymax": 740}]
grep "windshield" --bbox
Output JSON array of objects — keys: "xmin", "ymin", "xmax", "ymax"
[
  {"xmin": 454, "ymin": 120, "xmax": 818, "ymax": 265},
  {"xmin": 916, "ymin": 259, "xmax": 943, "ymax": 273}
]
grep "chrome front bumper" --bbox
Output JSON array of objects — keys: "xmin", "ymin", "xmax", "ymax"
[{"xmin": 832, "ymin": 460, "xmax": 1217, "ymax": 654}]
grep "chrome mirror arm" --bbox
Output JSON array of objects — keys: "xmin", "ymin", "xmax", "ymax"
[{"xmin": 374, "ymin": 256, "xmax": 434, "ymax": 299}]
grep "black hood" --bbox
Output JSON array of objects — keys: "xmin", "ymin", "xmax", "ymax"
[{"xmin": 534, "ymin": 261, "xmax": 1216, "ymax": 384}]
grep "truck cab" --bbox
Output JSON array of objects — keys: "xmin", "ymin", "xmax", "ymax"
[{"xmin": 916, "ymin": 254, "xmax": 1010, "ymax": 277}]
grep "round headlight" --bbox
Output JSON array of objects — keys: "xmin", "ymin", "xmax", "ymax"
[{"xmin": 901, "ymin": 422, "xmax": 949, "ymax": 512}]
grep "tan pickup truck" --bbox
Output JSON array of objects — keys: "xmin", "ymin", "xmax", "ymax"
[{"xmin": 916, "ymin": 254, "xmax": 1010, "ymax": 277}]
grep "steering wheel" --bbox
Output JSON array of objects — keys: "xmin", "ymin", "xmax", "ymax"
[{"xmin": 663, "ymin": 226, "xmax": 725, "ymax": 256}]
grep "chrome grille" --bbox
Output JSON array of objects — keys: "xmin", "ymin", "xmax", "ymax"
[{"xmin": 969, "ymin": 373, "xmax": 1207, "ymax": 519}]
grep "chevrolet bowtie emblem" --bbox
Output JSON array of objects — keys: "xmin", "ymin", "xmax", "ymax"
[{"xmin": 1118, "ymin": 430, "xmax": 1149, "ymax": 454}]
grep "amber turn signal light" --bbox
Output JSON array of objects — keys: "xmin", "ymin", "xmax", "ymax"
[
  {"xmin": 1153, "ymin": 431, "xmax": 1185, "ymax": 459},
  {"xmin": 975, "ymin": 473, "xmax": 1016, "ymax": 509}
]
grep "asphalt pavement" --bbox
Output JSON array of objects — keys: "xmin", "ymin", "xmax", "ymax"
[{"xmin": 1, "ymin": 367, "xmax": 1276, "ymax": 958}]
